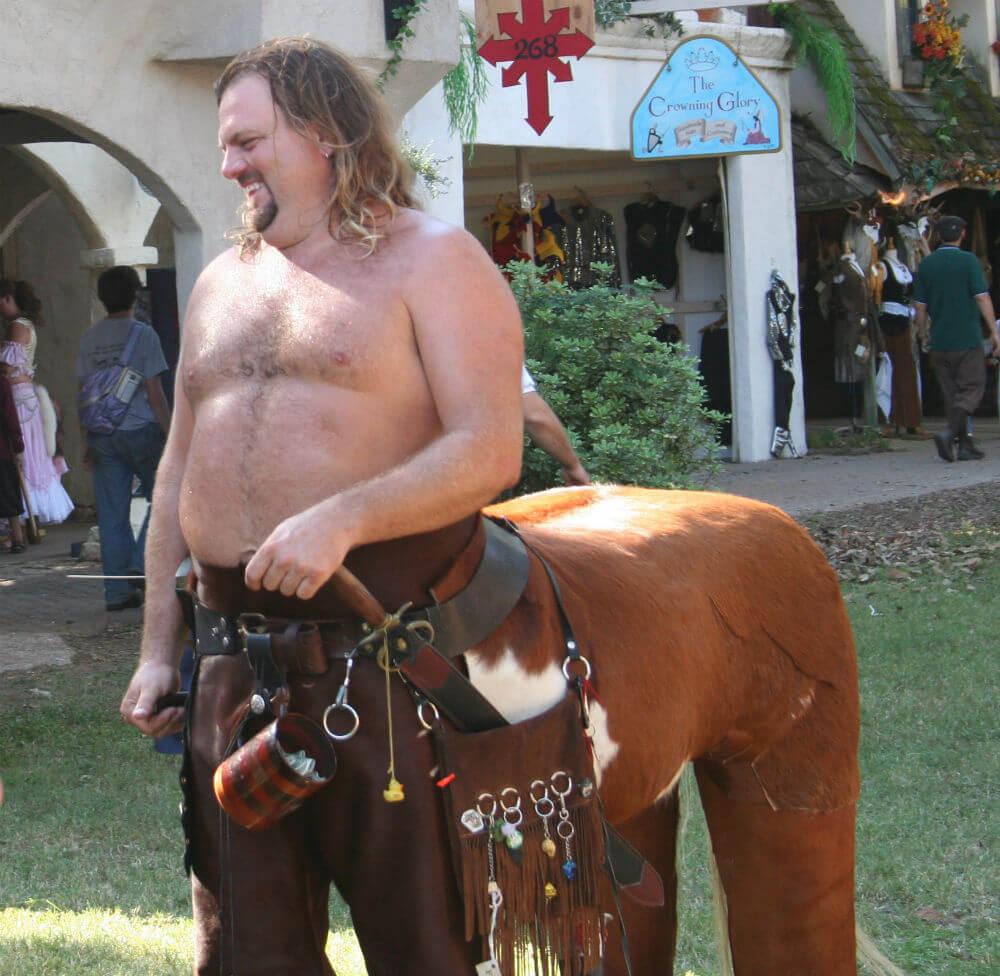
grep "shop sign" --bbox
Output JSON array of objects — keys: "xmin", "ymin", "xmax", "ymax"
[
  {"xmin": 630, "ymin": 36, "xmax": 782, "ymax": 161},
  {"xmin": 477, "ymin": 0, "xmax": 595, "ymax": 135}
]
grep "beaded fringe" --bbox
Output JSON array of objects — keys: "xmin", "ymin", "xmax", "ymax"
[{"xmin": 460, "ymin": 799, "xmax": 605, "ymax": 976}]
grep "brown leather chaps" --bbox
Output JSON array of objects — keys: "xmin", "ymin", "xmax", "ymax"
[{"xmin": 186, "ymin": 516, "xmax": 487, "ymax": 976}]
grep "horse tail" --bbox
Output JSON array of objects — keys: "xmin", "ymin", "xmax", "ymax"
[{"xmin": 855, "ymin": 924, "xmax": 906, "ymax": 976}]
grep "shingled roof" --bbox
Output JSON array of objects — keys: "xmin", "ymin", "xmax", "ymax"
[
  {"xmin": 791, "ymin": 114, "xmax": 889, "ymax": 209},
  {"xmin": 796, "ymin": 0, "xmax": 1000, "ymax": 191}
]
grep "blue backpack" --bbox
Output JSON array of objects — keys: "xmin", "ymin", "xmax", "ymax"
[{"xmin": 78, "ymin": 322, "xmax": 144, "ymax": 435}]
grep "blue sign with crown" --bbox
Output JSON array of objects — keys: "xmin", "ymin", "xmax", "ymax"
[{"xmin": 630, "ymin": 36, "xmax": 782, "ymax": 161}]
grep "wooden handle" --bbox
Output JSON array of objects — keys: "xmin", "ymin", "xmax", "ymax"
[{"xmin": 330, "ymin": 565, "xmax": 387, "ymax": 627}]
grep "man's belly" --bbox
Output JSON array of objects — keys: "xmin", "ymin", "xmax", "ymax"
[{"xmin": 178, "ymin": 385, "xmax": 440, "ymax": 567}]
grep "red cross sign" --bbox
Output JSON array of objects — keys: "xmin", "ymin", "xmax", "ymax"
[{"xmin": 478, "ymin": 0, "xmax": 594, "ymax": 135}]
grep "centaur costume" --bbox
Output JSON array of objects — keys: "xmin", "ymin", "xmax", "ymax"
[{"xmin": 178, "ymin": 487, "xmax": 860, "ymax": 976}]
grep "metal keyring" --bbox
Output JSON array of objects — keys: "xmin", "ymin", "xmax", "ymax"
[
  {"xmin": 550, "ymin": 770, "xmax": 573, "ymax": 797},
  {"xmin": 533, "ymin": 795, "xmax": 556, "ymax": 819},
  {"xmin": 557, "ymin": 818, "xmax": 576, "ymax": 840},
  {"xmin": 322, "ymin": 702, "xmax": 360, "ymax": 741},
  {"xmin": 503, "ymin": 806, "xmax": 524, "ymax": 828},
  {"xmin": 476, "ymin": 792, "xmax": 497, "ymax": 818},
  {"xmin": 561, "ymin": 656, "xmax": 592, "ymax": 682},
  {"xmin": 529, "ymin": 779, "xmax": 549, "ymax": 804},
  {"xmin": 499, "ymin": 787, "xmax": 523, "ymax": 812},
  {"xmin": 416, "ymin": 699, "xmax": 440, "ymax": 730}
]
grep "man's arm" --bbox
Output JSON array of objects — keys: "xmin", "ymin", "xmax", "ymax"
[
  {"xmin": 245, "ymin": 222, "xmax": 524, "ymax": 599},
  {"xmin": 974, "ymin": 294, "xmax": 1000, "ymax": 355},
  {"xmin": 145, "ymin": 373, "xmax": 172, "ymax": 435},
  {"xmin": 523, "ymin": 391, "xmax": 590, "ymax": 486},
  {"xmin": 120, "ymin": 360, "xmax": 193, "ymax": 736}
]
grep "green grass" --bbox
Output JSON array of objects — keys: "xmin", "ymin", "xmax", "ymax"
[
  {"xmin": 1, "ymin": 542, "xmax": 997, "ymax": 975},
  {"xmin": 808, "ymin": 426, "xmax": 894, "ymax": 453}
]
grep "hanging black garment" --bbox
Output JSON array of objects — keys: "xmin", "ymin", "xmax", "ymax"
[
  {"xmin": 538, "ymin": 194, "xmax": 566, "ymax": 231},
  {"xmin": 699, "ymin": 327, "xmax": 732, "ymax": 446},
  {"xmin": 686, "ymin": 197, "xmax": 725, "ymax": 253},
  {"xmin": 772, "ymin": 362, "xmax": 795, "ymax": 430},
  {"xmin": 624, "ymin": 199, "xmax": 686, "ymax": 289}
]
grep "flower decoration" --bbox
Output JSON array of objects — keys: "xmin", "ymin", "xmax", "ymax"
[{"xmin": 912, "ymin": 0, "xmax": 967, "ymax": 65}]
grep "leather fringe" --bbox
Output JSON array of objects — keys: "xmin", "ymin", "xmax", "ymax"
[{"xmin": 461, "ymin": 798, "xmax": 605, "ymax": 976}]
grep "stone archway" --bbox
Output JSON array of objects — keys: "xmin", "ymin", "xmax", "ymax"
[{"xmin": 0, "ymin": 104, "xmax": 210, "ymax": 508}]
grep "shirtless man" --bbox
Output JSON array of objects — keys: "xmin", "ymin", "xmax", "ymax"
[{"xmin": 120, "ymin": 38, "xmax": 523, "ymax": 975}]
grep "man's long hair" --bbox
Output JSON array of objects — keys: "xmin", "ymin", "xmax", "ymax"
[{"xmin": 215, "ymin": 37, "xmax": 416, "ymax": 257}]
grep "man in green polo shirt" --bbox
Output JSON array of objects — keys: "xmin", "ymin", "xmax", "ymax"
[{"xmin": 914, "ymin": 215, "xmax": 1000, "ymax": 461}]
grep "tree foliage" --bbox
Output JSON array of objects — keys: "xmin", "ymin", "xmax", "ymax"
[{"xmin": 508, "ymin": 261, "xmax": 725, "ymax": 494}]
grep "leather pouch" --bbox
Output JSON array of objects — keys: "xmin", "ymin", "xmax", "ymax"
[{"xmin": 432, "ymin": 694, "xmax": 604, "ymax": 976}]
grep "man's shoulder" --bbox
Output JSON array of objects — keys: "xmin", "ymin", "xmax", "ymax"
[
  {"xmin": 185, "ymin": 247, "xmax": 246, "ymax": 314},
  {"xmin": 390, "ymin": 208, "xmax": 473, "ymax": 248},
  {"xmin": 388, "ymin": 208, "xmax": 493, "ymax": 274}
]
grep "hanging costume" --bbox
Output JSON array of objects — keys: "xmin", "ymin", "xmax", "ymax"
[
  {"xmin": 877, "ymin": 255, "xmax": 922, "ymax": 431},
  {"xmin": 698, "ymin": 322, "xmax": 732, "ymax": 447},
  {"xmin": 488, "ymin": 196, "xmax": 565, "ymax": 282},
  {"xmin": 685, "ymin": 197, "xmax": 725, "ymax": 254},
  {"xmin": 623, "ymin": 197, "xmax": 686, "ymax": 289},
  {"xmin": 555, "ymin": 204, "xmax": 621, "ymax": 289},
  {"xmin": 827, "ymin": 254, "xmax": 879, "ymax": 427},
  {"xmin": 765, "ymin": 272, "xmax": 798, "ymax": 457}
]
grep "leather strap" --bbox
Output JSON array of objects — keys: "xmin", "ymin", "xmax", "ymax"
[{"xmin": 418, "ymin": 516, "xmax": 531, "ymax": 658}]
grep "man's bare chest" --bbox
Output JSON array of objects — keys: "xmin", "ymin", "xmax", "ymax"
[{"xmin": 186, "ymin": 276, "xmax": 410, "ymax": 393}]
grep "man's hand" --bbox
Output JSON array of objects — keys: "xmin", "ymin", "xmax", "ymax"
[
  {"xmin": 120, "ymin": 660, "xmax": 184, "ymax": 737},
  {"xmin": 561, "ymin": 462, "xmax": 591, "ymax": 486},
  {"xmin": 244, "ymin": 498, "xmax": 353, "ymax": 600}
]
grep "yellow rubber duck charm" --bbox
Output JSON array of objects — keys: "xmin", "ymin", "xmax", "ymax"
[{"xmin": 383, "ymin": 776, "xmax": 405, "ymax": 803}]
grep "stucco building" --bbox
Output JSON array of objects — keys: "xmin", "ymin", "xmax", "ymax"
[{"xmin": 3, "ymin": 1, "xmax": 999, "ymax": 508}]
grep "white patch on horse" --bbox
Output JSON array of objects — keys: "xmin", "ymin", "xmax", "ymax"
[
  {"xmin": 465, "ymin": 647, "xmax": 621, "ymax": 784},
  {"xmin": 653, "ymin": 763, "xmax": 687, "ymax": 806},
  {"xmin": 466, "ymin": 648, "xmax": 565, "ymax": 723},
  {"xmin": 583, "ymin": 699, "xmax": 620, "ymax": 786}
]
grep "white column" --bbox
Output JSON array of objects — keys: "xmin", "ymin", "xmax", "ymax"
[
  {"xmin": 723, "ymin": 79, "xmax": 803, "ymax": 463},
  {"xmin": 402, "ymin": 81, "xmax": 466, "ymax": 228}
]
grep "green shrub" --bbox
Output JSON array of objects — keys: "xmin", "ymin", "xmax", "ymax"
[{"xmin": 508, "ymin": 261, "xmax": 726, "ymax": 494}]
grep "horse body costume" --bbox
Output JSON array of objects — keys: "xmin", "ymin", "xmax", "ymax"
[{"xmin": 184, "ymin": 486, "xmax": 859, "ymax": 976}]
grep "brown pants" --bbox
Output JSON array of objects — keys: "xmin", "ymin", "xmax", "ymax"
[
  {"xmin": 931, "ymin": 346, "xmax": 986, "ymax": 436},
  {"xmin": 187, "ymin": 519, "xmax": 485, "ymax": 976}
]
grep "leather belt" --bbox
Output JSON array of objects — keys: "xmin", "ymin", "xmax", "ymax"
[{"xmin": 182, "ymin": 515, "xmax": 531, "ymax": 671}]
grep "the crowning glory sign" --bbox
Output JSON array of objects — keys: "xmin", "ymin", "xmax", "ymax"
[{"xmin": 630, "ymin": 36, "xmax": 782, "ymax": 162}]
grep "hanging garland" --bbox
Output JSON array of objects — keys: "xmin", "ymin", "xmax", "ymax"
[
  {"xmin": 767, "ymin": 3, "xmax": 856, "ymax": 163},
  {"xmin": 442, "ymin": 13, "xmax": 491, "ymax": 158},
  {"xmin": 596, "ymin": 0, "xmax": 682, "ymax": 38},
  {"xmin": 379, "ymin": 0, "xmax": 429, "ymax": 87}
]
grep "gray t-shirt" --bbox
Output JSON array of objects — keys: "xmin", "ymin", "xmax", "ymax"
[{"xmin": 77, "ymin": 317, "xmax": 168, "ymax": 431}]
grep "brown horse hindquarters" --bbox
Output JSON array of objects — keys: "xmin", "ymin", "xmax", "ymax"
[{"xmin": 486, "ymin": 486, "xmax": 860, "ymax": 975}]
